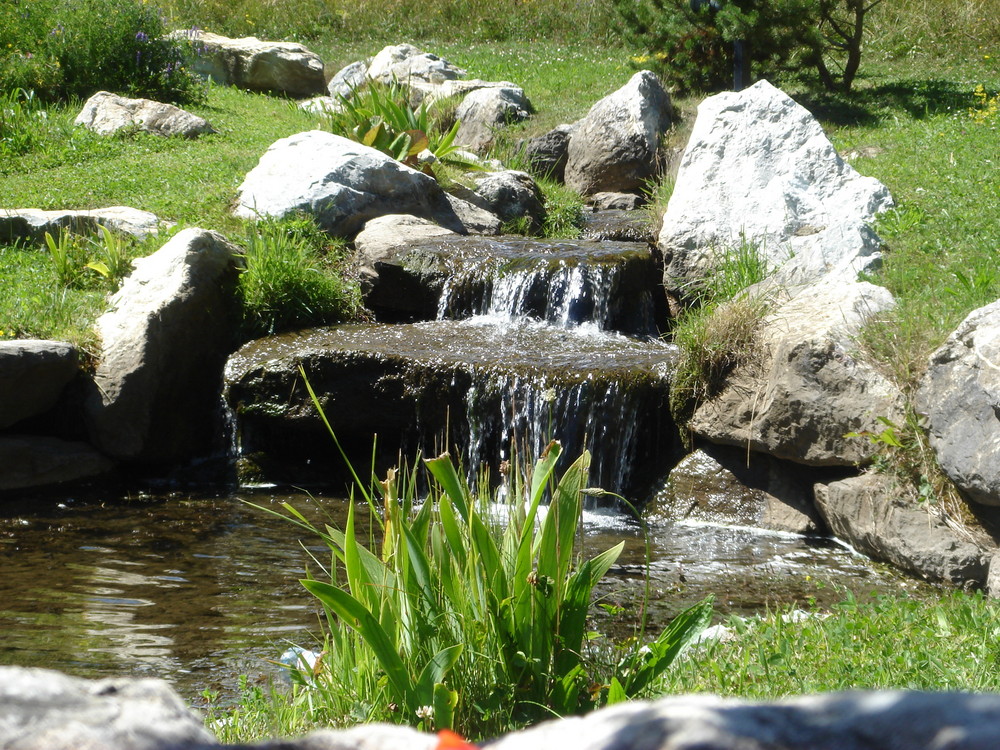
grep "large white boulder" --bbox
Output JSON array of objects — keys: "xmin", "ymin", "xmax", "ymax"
[
  {"xmin": 688, "ymin": 279, "xmax": 905, "ymax": 467},
  {"xmin": 85, "ymin": 228, "xmax": 243, "ymax": 463},
  {"xmin": 660, "ymin": 80, "xmax": 893, "ymax": 296},
  {"xmin": 183, "ymin": 31, "xmax": 325, "ymax": 97},
  {"xmin": 74, "ymin": 91, "xmax": 215, "ymax": 138},
  {"xmin": 565, "ymin": 71, "xmax": 672, "ymax": 195},
  {"xmin": 234, "ymin": 130, "xmax": 499, "ymax": 238},
  {"xmin": 915, "ymin": 299, "xmax": 1000, "ymax": 505}
]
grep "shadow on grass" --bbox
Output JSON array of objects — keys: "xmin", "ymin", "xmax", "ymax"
[{"xmin": 795, "ymin": 78, "xmax": 975, "ymax": 127}]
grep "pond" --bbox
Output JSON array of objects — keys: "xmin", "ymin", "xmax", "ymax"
[{"xmin": 0, "ymin": 482, "xmax": 933, "ymax": 706}]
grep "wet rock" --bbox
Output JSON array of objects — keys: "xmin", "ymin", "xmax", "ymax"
[
  {"xmin": 74, "ymin": 91, "xmax": 215, "ymax": 138},
  {"xmin": 366, "ymin": 43, "xmax": 465, "ymax": 85},
  {"xmin": 355, "ymin": 214, "xmax": 458, "ymax": 315},
  {"xmin": 225, "ymin": 320, "xmax": 679, "ymax": 495},
  {"xmin": 0, "ymin": 340, "xmax": 79, "ymax": 429},
  {"xmin": 689, "ymin": 280, "xmax": 905, "ymax": 467},
  {"xmin": 814, "ymin": 473, "xmax": 987, "ymax": 585},
  {"xmin": 581, "ymin": 209, "xmax": 656, "ymax": 244},
  {"xmin": 521, "ymin": 124, "xmax": 573, "ymax": 181},
  {"xmin": 234, "ymin": 131, "xmax": 499, "ymax": 239},
  {"xmin": 182, "ymin": 31, "xmax": 325, "ymax": 97},
  {"xmin": 0, "ymin": 436, "xmax": 113, "ymax": 491},
  {"xmin": 565, "ymin": 71, "xmax": 672, "ymax": 196},
  {"xmin": 360, "ymin": 234, "xmax": 665, "ymax": 335},
  {"xmin": 0, "ymin": 207, "xmax": 169, "ymax": 242},
  {"xmin": 85, "ymin": 228, "xmax": 242, "ymax": 464},
  {"xmin": 589, "ymin": 192, "xmax": 645, "ymax": 211},
  {"xmin": 0, "ymin": 665, "xmax": 214, "ymax": 750},
  {"xmin": 650, "ymin": 445, "xmax": 823, "ymax": 534},
  {"xmin": 915, "ymin": 299, "xmax": 1000, "ymax": 506},
  {"xmin": 482, "ymin": 691, "xmax": 1000, "ymax": 750},
  {"xmin": 659, "ymin": 80, "xmax": 893, "ymax": 298},
  {"xmin": 328, "ymin": 60, "xmax": 368, "ymax": 98},
  {"xmin": 455, "ymin": 86, "xmax": 532, "ymax": 152}
]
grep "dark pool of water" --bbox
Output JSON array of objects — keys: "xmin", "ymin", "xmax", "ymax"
[{"xmin": 0, "ymin": 486, "xmax": 933, "ymax": 705}]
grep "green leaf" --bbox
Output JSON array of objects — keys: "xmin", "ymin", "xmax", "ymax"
[
  {"xmin": 606, "ymin": 676, "xmax": 627, "ymax": 705},
  {"xmin": 416, "ymin": 644, "xmax": 464, "ymax": 702},
  {"xmin": 432, "ymin": 682, "xmax": 459, "ymax": 731},
  {"xmin": 426, "ymin": 453, "xmax": 470, "ymax": 522},
  {"xmin": 300, "ymin": 579, "xmax": 417, "ymax": 709},
  {"xmin": 619, "ymin": 595, "xmax": 714, "ymax": 696}
]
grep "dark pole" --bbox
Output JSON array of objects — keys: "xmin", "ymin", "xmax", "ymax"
[{"xmin": 733, "ymin": 38, "xmax": 751, "ymax": 90}]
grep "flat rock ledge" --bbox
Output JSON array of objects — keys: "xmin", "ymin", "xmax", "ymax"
[{"xmin": 7, "ymin": 667, "xmax": 1000, "ymax": 750}]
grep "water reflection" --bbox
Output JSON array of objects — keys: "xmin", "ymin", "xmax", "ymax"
[{"xmin": 0, "ymin": 485, "xmax": 932, "ymax": 703}]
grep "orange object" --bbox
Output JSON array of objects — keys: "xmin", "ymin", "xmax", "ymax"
[{"xmin": 436, "ymin": 729, "xmax": 477, "ymax": 749}]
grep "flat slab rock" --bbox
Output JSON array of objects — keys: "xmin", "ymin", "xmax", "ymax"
[
  {"xmin": 75, "ymin": 91, "xmax": 216, "ymax": 138},
  {"xmin": 0, "ymin": 207, "xmax": 170, "ymax": 242}
]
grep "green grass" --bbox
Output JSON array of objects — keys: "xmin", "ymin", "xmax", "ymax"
[{"xmin": 657, "ymin": 591, "xmax": 1000, "ymax": 698}]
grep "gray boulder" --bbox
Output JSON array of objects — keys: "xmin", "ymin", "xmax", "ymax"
[
  {"xmin": 649, "ymin": 446, "xmax": 823, "ymax": 534},
  {"xmin": 459, "ymin": 170, "xmax": 546, "ymax": 232},
  {"xmin": 455, "ymin": 86, "xmax": 532, "ymax": 152},
  {"xmin": 328, "ymin": 60, "xmax": 368, "ymax": 98},
  {"xmin": 0, "ymin": 666, "xmax": 213, "ymax": 750},
  {"xmin": 354, "ymin": 214, "xmax": 459, "ymax": 296},
  {"xmin": 688, "ymin": 280, "xmax": 905, "ymax": 467},
  {"xmin": 0, "ymin": 206, "xmax": 169, "ymax": 242},
  {"xmin": 85, "ymin": 228, "xmax": 243, "ymax": 464},
  {"xmin": 366, "ymin": 43, "xmax": 465, "ymax": 85},
  {"xmin": 815, "ymin": 473, "xmax": 987, "ymax": 585},
  {"xmin": 183, "ymin": 31, "xmax": 325, "ymax": 97},
  {"xmin": 915, "ymin": 299, "xmax": 1000, "ymax": 506},
  {"xmin": 659, "ymin": 80, "xmax": 893, "ymax": 297},
  {"xmin": 565, "ymin": 71, "xmax": 671, "ymax": 196},
  {"xmin": 0, "ymin": 340, "xmax": 79, "ymax": 429},
  {"xmin": 0, "ymin": 436, "xmax": 114, "ymax": 491},
  {"xmin": 234, "ymin": 130, "xmax": 499, "ymax": 238},
  {"xmin": 74, "ymin": 91, "xmax": 215, "ymax": 138},
  {"xmin": 298, "ymin": 96, "xmax": 343, "ymax": 115},
  {"xmin": 521, "ymin": 123, "xmax": 574, "ymax": 181}
]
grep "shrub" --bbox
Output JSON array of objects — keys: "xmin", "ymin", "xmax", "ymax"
[
  {"xmin": 262, "ymin": 387, "xmax": 712, "ymax": 738},
  {"xmin": 611, "ymin": 0, "xmax": 874, "ymax": 93},
  {"xmin": 236, "ymin": 216, "xmax": 362, "ymax": 339},
  {"xmin": 0, "ymin": 0, "xmax": 204, "ymax": 103}
]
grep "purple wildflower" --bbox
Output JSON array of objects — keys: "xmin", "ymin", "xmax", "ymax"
[{"xmin": 135, "ymin": 31, "xmax": 149, "ymax": 42}]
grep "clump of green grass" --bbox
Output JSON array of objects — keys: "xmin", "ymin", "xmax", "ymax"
[
  {"xmin": 668, "ymin": 239, "xmax": 771, "ymax": 430},
  {"xmin": 236, "ymin": 215, "xmax": 362, "ymax": 339}
]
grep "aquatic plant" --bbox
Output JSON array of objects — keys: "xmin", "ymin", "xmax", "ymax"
[{"xmin": 259, "ymin": 375, "xmax": 712, "ymax": 738}]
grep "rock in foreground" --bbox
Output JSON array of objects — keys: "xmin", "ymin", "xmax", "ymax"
[{"xmin": 7, "ymin": 666, "xmax": 1000, "ymax": 750}]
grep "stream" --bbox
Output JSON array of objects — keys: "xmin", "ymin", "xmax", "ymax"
[
  {"xmin": 0, "ymin": 224, "xmax": 939, "ymax": 705},
  {"xmin": 0, "ymin": 482, "xmax": 931, "ymax": 705}
]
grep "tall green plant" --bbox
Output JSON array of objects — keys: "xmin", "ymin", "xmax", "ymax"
[
  {"xmin": 323, "ymin": 82, "xmax": 472, "ymax": 176},
  {"xmin": 264, "ymin": 376, "xmax": 712, "ymax": 737}
]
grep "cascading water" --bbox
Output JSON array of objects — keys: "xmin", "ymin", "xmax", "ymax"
[
  {"xmin": 433, "ymin": 238, "xmax": 663, "ymax": 337},
  {"xmin": 225, "ymin": 234, "xmax": 681, "ymax": 501}
]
